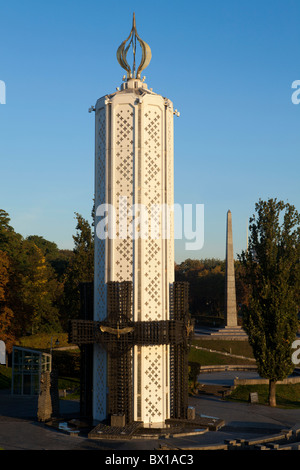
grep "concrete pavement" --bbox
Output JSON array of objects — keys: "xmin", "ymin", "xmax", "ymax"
[{"xmin": 1, "ymin": 371, "xmax": 300, "ymax": 450}]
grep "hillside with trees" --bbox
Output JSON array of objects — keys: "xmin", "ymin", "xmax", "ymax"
[{"xmin": 0, "ymin": 209, "xmax": 93, "ymax": 352}]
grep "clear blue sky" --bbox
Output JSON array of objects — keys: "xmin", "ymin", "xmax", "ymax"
[{"xmin": 0, "ymin": 0, "xmax": 299, "ymax": 262}]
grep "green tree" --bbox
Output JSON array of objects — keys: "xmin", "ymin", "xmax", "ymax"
[
  {"xmin": 50, "ymin": 249, "xmax": 74, "ymax": 280},
  {"xmin": 0, "ymin": 209, "xmax": 23, "ymax": 257},
  {"xmin": 239, "ymin": 198, "xmax": 300, "ymax": 406},
  {"xmin": 0, "ymin": 209, "xmax": 11, "ymax": 245},
  {"xmin": 72, "ymin": 212, "xmax": 94, "ymax": 282},
  {"xmin": 26, "ymin": 235, "xmax": 59, "ymax": 261},
  {"xmin": 26, "ymin": 235, "xmax": 74, "ymax": 280},
  {"xmin": 61, "ymin": 213, "xmax": 94, "ymax": 327}
]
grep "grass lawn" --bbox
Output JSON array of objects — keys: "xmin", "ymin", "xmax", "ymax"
[
  {"xmin": 189, "ymin": 338, "xmax": 300, "ymax": 409},
  {"xmin": 191, "ymin": 338, "xmax": 254, "ymax": 358},
  {"xmin": 16, "ymin": 333, "xmax": 71, "ymax": 351},
  {"xmin": 228, "ymin": 383, "xmax": 300, "ymax": 409},
  {"xmin": 58, "ymin": 376, "xmax": 80, "ymax": 399},
  {"xmin": 189, "ymin": 338, "xmax": 254, "ymax": 366},
  {"xmin": 189, "ymin": 347, "xmax": 254, "ymax": 366}
]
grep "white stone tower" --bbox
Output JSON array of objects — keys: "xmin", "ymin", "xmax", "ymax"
[{"xmin": 93, "ymin": 14, "xmax": 175, "ymax": 424}]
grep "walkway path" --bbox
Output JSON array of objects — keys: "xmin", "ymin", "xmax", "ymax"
[{"xmin": 1, "ymin": 370, "xmax": 300, "ymax": 451}]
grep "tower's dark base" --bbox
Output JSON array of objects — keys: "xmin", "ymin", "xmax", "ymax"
[
  {"xmin": 69, "ymin": 281, "xmax": 194, "ymax": 425},
  {"xmin": 45, "ymin": 414, "xmax": 225, "ymax": 441}
]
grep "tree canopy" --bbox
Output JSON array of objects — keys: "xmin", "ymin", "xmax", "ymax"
[{"xmin": 239, "ymin": 198, "xmax": 300, "ymax": 406}]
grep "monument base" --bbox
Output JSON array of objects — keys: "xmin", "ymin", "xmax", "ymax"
[
  {"xmin": 87, "ymin": 414, "xmax": 225, "ymax": 440},
  {"xmin": 196, "ymin": 325, "xmax": 248, "ymax": 340},
  {"xmin": 44, "ymin": 407, "xmax": 225, "ymax": 441}
]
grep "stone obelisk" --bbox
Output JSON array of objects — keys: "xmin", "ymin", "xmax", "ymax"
[
  {"xmin": 225, "ymin": 210, "xmax": 237, "ymax": 327},
  {"xmin": 195, "ymin": 210, "xmax": 247, "ymax": 338}
]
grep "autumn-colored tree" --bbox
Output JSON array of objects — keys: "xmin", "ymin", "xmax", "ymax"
[
  {"xmin": 26, "ymin": 235, "xmax": 59, "ymax": 261},
  {"xmin": 18, "ymin": 240, "xmax": 63, "ymax": 334},
  {"xmin": 0, "ymin": 209, "xmax": 87, "ymax": 337},
  {"xmin": 0, "ymin": 213, "xmax": 64, "ymax": 336},
  {"xmin": 0, "ymin": 210, "xmax": 25, "ymax": 338},
  {"xmin": 0, "ymin": 250, "xmax": 15, "ymax": 352}
]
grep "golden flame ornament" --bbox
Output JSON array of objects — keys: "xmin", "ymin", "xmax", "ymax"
[{"xmin": 117, "ymin": 13, "xmax": 152, "ymax": 79}]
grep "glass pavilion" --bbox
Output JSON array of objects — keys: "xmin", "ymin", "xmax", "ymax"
[{"xmin": 11, "ymin": 346, "xmax": 51, "ymax": 395}]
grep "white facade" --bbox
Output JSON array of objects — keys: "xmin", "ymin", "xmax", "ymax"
[{"xmin": 93, "ymin": 78, "xmax": 175, "ymax": 423}]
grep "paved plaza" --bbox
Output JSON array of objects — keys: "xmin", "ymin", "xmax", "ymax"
[{"xmin": 1, "ymin": 371, "xmax": 300, "ymax": 451}]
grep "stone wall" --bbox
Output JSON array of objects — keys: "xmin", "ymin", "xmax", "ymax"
[{"xmin": 234, "ymin": 376, "xmax": 300, "ymax": 386}]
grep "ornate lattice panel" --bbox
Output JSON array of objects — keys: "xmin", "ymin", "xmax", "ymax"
[
  {"xmin": 143, "ymin": 345, "xmax": 165, "ymax": 422},
  {"xmin": 95, "ymin": 106, "xmax": 107, "ymax": 321},
  {"xmin": 94, "ymin": 105, "xmax": 107, "ymax": 421},
  {"xmin": 114, "ymin": 104, "xmax": 134, "ymax": 283},
  {"xmin": 166, "ymin": 103, "xmax": 175, "ymax": 287},
  {"xmin": 142, "ymin": 106, "xmax": 163, "ymax": 321},
  {"xmin": 138, "ymin": 103, "xmax": 170, "ymax": 423}
]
